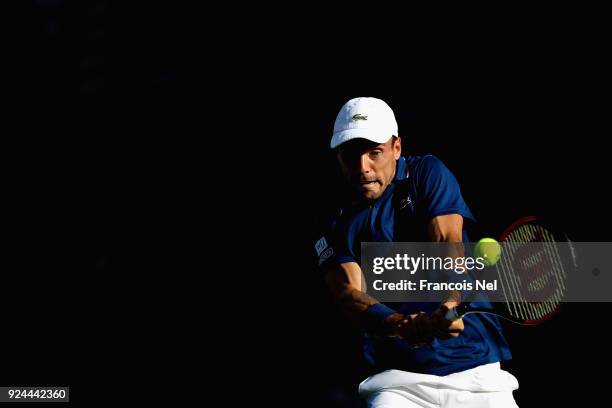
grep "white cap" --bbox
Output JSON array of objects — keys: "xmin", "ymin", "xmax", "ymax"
[{"xmin": 330, "ymin": 97, "xmax": 398, "ymax": 149}]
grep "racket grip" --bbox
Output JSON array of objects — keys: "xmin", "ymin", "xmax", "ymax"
[{"xmin": 445, "ymin": 306, "xmax": 460, "ymax": 322}]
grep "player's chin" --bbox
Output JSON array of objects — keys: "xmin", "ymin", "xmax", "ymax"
[
  {"xmin": 361, "ymin": 191, "xmax": 382, "ymax": 200},
  {"xmin": 359, "ymin": 186, "xmax": 383, "ymax": 200}
]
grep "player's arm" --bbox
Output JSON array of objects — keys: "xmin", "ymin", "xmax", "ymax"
[
  {"xmin": 427, "ymin": 213, "xmax": 466, "ymax": 323},
  {"xmin": 324, "ymin": 261, "xmax": 462, "ymax": 344},
  {"xmin": 427, "ymin": 213, "xmax": 464, "ymax": 243},
  {"xmin": 324, "ymin": 261, "xmax": 404, "ymax": 332}
]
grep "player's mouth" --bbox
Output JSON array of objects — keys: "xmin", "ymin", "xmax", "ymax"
[{"xmin": 359, "ymin": 179, "xmax": 379, "ymax": 190}]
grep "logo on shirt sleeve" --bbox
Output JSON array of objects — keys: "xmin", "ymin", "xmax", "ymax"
[
  {"xmin": 319, "ymin": 247, "xmax": 334, "ymax": 265},
  {"xmin": 315, "ymin": 237, "xmax": 328, "ymax": 256}
]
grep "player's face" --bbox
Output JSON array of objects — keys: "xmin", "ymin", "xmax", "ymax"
[{"xmin": 337, "ymin": 136, "xmax": 401, "ymax": 201}]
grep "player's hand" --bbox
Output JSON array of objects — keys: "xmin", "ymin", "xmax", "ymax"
[
  {"xmin": 434, "ymin": 302, "xmax": 464, "ymax": 338},
  {"xmin": 394, "ymin": 303, "xmax": 464, "ymax": 346}
]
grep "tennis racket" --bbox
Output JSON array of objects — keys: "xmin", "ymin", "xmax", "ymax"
[{"xmin": 445, "ymin": 216, "xmax": 576, "ymax": 325}]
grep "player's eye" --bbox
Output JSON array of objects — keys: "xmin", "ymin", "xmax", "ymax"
[{"xmin": 369, "ymin": 150, "xmax": 382, "ymax": 158}]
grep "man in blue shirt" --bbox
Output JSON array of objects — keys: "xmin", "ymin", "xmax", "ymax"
[{"xmin": 318, "ymin": 97, "xmax": 518, "ymax": 407}]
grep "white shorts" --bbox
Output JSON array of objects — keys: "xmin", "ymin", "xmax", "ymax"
[{"xmin": 359, "ymin": 362, "xmax": 519, "ymax": 408}]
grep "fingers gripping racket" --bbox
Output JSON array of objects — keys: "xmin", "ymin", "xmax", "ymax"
[{"xmin": 445, "ymin": 216, "xmax": 576, "ymax": 325}]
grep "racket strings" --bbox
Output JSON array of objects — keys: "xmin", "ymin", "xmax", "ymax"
[{"xmin": 496, "ymin": 223, "xmax": 565, "ymax": 322}]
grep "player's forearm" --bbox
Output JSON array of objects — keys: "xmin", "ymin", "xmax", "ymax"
[
  {"xmin": 336, "ymin": 285, "xmax": 404, "ymax": 335},
  {"xmin": 324, "ymin": 264, "xmax": 402, "ymax": 335},
  {"xmin": 325, "ymin": 262, "xmax": 458, "ymax": 341}
]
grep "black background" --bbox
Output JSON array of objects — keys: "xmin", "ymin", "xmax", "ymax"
[{"xmin": 16, "ymin": 1, "xmax": 610, "ymax": 406}]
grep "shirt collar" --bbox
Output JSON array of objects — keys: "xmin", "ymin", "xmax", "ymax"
[{"xmin": 394, "ymin": 156, "xmax": 408, "ymax": 182}]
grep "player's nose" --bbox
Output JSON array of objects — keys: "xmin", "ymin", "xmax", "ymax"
[{"xmin": 360, "ymin": 154, "xmax": 371, "ymax": 173}]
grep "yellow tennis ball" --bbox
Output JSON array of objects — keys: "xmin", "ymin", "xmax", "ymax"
[{"xmin": 474, "ymin": 238, "xmax": 501, "ymax": 266}]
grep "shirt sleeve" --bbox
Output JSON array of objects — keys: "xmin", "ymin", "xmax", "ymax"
[
  {"xmin": 416, "ymin": 155, "xmax": 475, "ymax": 222},
  {"xmin": 311, "ymin": 210, "xmax": 340, "ymax": 269},
  {"xmin": 312, "ymin": 207, "xmax": 359, "ymax": 268}
]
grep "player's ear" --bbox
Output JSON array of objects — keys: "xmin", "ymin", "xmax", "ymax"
[
  {"xmin": 393, "ymin": 136, "xmax": 401, "ymax": 160},
  {"xmin": 336, "ymin": 148, "xmax": 344, "ymax": 165}
]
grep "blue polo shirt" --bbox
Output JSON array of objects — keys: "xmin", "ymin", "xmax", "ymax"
[{"xmin": 327, "ymin": 155, "xmax": 512, "ymax": 376}]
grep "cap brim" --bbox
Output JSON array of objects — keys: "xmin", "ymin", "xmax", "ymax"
[{"xmin": 330, "ymin": 128, "xmax": 393, "ymax": 149}]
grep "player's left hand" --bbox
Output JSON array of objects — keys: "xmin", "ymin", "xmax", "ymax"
[
  {"xmin": 433, "ymin": 300, "xmax": 465, "ymax": 337},
  {"xmin": 434, "ymin": 301, "xmax": 464, "ymax": 338}
]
